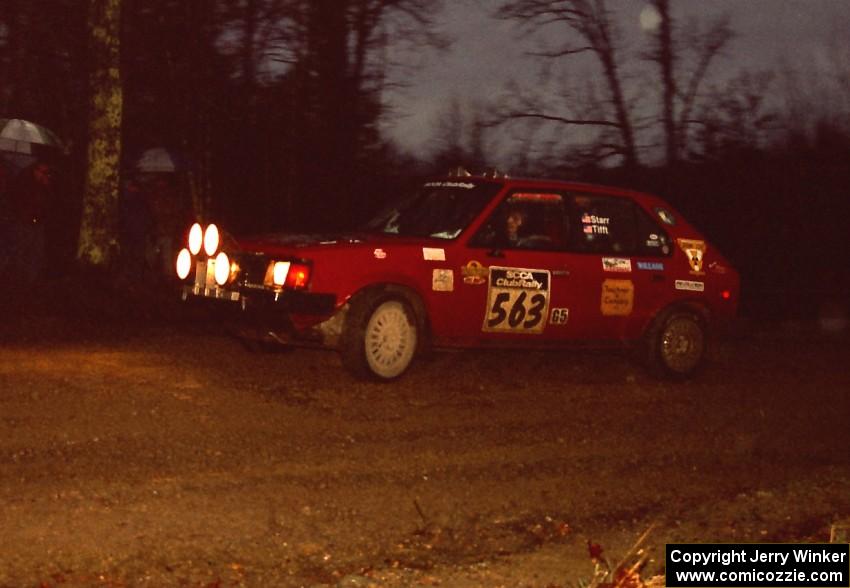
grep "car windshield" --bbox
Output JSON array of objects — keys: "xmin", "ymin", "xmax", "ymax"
[{"xmin": 364, "ymin": 181, "xmax": 500, "ymax": 239}]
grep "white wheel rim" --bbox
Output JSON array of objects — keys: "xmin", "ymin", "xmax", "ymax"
[{"xmin": 365, "ymin": 301, "xmax": 416, "ymax": 379}]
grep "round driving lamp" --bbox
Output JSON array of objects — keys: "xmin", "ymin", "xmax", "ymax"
[
  {"xmin": 188, "ymin": 223, "xmax": 203, "ymax": 255},
  {"xmin": 214, "ymin": 251, "xmax": 231, "ymax": 286},
  {"xmin": 204, "ymin": 223, "xmax": 220, "ymax": 256},
  {"xmin": 176, "ymin": 248, "xmax": 192, "ymax": 280}
]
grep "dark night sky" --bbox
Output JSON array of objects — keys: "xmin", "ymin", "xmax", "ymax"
[{"xmin": 383, "ymin": 0, "xmax": 850, "ymax": 157}]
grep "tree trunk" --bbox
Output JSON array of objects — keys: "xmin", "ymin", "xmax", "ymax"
[
  {"xmin": 597, "ymin": 43, "xmax": 639, "ymax": 170},
  {"xmin": 77, "ymin": 0, "xmax": 123, "ymax": 267},
  {"xmin": 654, "ymin": 0, "xmax": 677, "ymax": 166}
]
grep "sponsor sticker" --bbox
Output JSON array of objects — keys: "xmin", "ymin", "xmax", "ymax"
[
  {"xmin": 373, "ymin": 248, "xmax": 387, "ymax": 259},
  {"xmin": 483, "ymin": 267, "xmax": 551, "ymax": 334},
  {"xmin": 677, "ymin": 238, "xmax": 707, "ymax": 275},
  {"xmin": 602, "ymin": 257, "xmax": 632, "ymax": 272},
  {"xmin": 432, "ymin": 269, "xmax": 454, "ymax": 292},
  {"xmin": 649, "ymin": 233, "xmax": 669, "ymax": 248},
  {"xmin": 675, "ymin": 280, "xmax": 705, "ymax": 292},
  {"xmin": 461, "ymin": 260, "xmax": 488, "ymax": 286},
  {"xmin": 601, "ymin": 279, "xmax": 634, "ymax": 316},
  {"xmin": 422, "ymin": 247, "xmax": 446, "ymax": 261},
  {"xmin": 636, "ymin": 261, "xmax": 665, "ymax": 271}
]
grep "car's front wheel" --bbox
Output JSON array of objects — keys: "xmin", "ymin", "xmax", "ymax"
[
  {"xmin": 643, "ymin": 309, "xmax": 706, "ymax": 378},
  {"xmin": 341, "ymin": 294, "xmax": 418, "ymax": 380}
]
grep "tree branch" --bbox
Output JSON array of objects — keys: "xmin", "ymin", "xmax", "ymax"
[
  {"xmin": 484, "ymin": 111, "xmax": 621, "ymax": 128},
  {"xmin": 527, "ymin": 46, "xmax": 594, "ymax": 58}
]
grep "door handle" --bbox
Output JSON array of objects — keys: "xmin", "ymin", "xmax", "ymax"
[
  {"xmin": 650, "ymin": 274, "xmax": 665, "ymax": 283},
  {"xmin": 487, "ymin": 249, "xmax": 505, "ymax": 258}
]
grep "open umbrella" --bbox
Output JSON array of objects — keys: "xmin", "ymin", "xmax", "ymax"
[
  {"xmin": 0, "ymin": 118, "xmax": 63, "ymax": 154},
  {"xmin": 133, "ymin": 147, "xmax": 187, "ymax": 173}
]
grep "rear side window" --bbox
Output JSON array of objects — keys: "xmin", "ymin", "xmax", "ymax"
[
  {"xmin": 634, "ymin": 205, "xmax": 671, "ymax": 256},
  {"xmin": 570, "ymin": 194, "xmax": 670, "ymax": 257}
]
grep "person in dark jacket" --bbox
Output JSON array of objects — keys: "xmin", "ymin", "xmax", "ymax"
[{"xmin": 0, "ymin": 161, "xmax": 53, "ymax": 285}]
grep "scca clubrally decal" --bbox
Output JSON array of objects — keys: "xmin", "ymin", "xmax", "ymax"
[{"xmin": 483, "ymin": 267, "xmax": 551, "ymax": 335}]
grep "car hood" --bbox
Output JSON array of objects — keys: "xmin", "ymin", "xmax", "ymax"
[{"xmin": 234, "ymin": 231, "xmax": 447, "ymax": 256}]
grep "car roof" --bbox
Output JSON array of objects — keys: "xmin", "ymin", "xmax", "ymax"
[{"xmin": 435, "ymin": 174, "xmax": 670, "ymax": 209}]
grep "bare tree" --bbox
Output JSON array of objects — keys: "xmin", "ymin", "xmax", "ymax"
[
  {"xmin": 652, "ymin": 0, "xmax": 676, "ymax": 165},
  {"xmin": 496, "ymin": 0, "xmax": 639, "ymax": 170},
  {"xmin": 648, "ymin": 2, "xmax": 733, "ymax": 164},
  {"xmin": 261, "ymin": 0, "xmax": 445, "ymax": 226},
  {"xmin": 496, "ymin": 1, "xmax": 734, "ymax": 170},
  {"xmin": 692, "ymin": 71, "xmax": 777, "ymax": 159},
  {"xmin": 428, "ymin": 97, "xmax": 492, "ymax": 173},
  {"xmin": 77, "ymin": 0, "xmax": 123, "ymax": 267}
]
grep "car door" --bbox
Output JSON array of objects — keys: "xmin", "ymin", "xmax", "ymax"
[
  {"xmin": 569, "ymin": 192, "xmax": 676, "ymax": 341},
  {"xmin": 626, "ymin": 202, "xmax": 675, "ymax": 336},
  {"xmin": 451, "ymin": 190, "xmax": 606, "ymax": 344}
]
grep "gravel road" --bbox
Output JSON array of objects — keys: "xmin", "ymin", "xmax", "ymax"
[{"xmin": 1, "ymin": 293, "xmax": 848, "ymax": 587}]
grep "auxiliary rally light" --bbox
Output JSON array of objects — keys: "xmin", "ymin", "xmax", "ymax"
[
  {"xmin": 176, "ymin": 248, "xmax": 192, "ymax": 280},
  {"xmin": 203, "ymin": 223, "xmax": 220, "ymax": 256},
  {"xmin": 178, "ymin": 221, "xmax": 310, "ymax": 293},
  {"xmin": 188, "ymin": 223, "xmax": 203, "ymax": 255},
  {"xmin": 214, "ymin": 251, "xmax": 231, "ymax": 286}
]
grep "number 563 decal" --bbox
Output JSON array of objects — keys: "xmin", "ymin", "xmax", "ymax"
[{"xmin": 483, "ymin": 267, "xmax": 551, "ymax": 334}]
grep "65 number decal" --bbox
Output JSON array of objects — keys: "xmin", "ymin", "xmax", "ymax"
[{"xmin": 483, "ymin": 267, "xmax": 551, "ymax": 334}]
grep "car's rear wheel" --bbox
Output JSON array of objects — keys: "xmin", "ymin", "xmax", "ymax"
[
  {"xmin": 341, "ymin": 293, "xmax": 418, "ymax": 380},
  {"xmin": 644, "ymin": 309, "xmax": 706, "ymax": 378}
]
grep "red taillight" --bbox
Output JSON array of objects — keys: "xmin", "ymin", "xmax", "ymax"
[
  {"xmin": 721, "ymin": 290, "xmax": 731, "ymax": 300},
  {"xmin": 285, "ymin": 263, "xmax": 310, "ymax": 290}
]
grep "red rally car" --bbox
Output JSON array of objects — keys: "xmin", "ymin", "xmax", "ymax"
[{"xmin": 175, "ymin": 172, "xmax": 739, "ymax": 380}]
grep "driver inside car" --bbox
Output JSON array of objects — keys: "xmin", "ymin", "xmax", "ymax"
[{"xmin": 505, "ymin": 208, "xmax": 526, "ymax": 245}]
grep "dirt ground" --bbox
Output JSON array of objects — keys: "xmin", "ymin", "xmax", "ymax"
[{"xmin": 1, "ymin": 283, "xmax": 849, "ymax": 587}]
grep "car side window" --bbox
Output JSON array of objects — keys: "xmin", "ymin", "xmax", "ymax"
[
  {"xmin": 568, "ymin": 194, "xmax": 670, "ymax": 257},
  {"xmin": 634, "ymin": 205, "xmax": 671, "ymax": 257},
  {"xmin": 469, "ymin": 192, "xmax": 570, "ymax": 251},
  {"xmin": 570, "ymin": 195, "xmax": 637, "ymax": 254}
]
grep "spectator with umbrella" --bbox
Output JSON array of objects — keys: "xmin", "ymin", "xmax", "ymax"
[
  {"xmin": 119, "ymin": 147, "xmax": 193, "ymax": 282},
  {"xmin": 0, "ymin": 119, "xmax": 64, "ymax": 287},
  {"xmin": 0, "ymin": 160, "xmax": 55, "ymax": 285},
  {"xmin": 0, "ymin": 118, "xmax": 63, "ymax": 155}
]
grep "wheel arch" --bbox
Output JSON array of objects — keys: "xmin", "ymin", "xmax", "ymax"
[
  {"xmin": 642, "ymin": 299, "xmax": 711, "ymax": 338},
  {"xmin": 345, "ymin": 282, "xmax": 432, "ymax": 355}
]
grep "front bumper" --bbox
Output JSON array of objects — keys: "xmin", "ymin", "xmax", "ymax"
[
  {"xmin": 179, "ymin": 256, "xmax": 341, "ymax": 346},
  {"xmin": 181, "ymin": 282, "xmax": 336, "ymax": 317}
]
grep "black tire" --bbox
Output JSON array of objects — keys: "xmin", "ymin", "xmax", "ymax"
[
  {"xmin": 642, "ymin": 309, "xmax": 707, "ymax": 379},
  {"xmin": 340, "ymin": 291, "xmax": 418, "ymax": 380}
]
